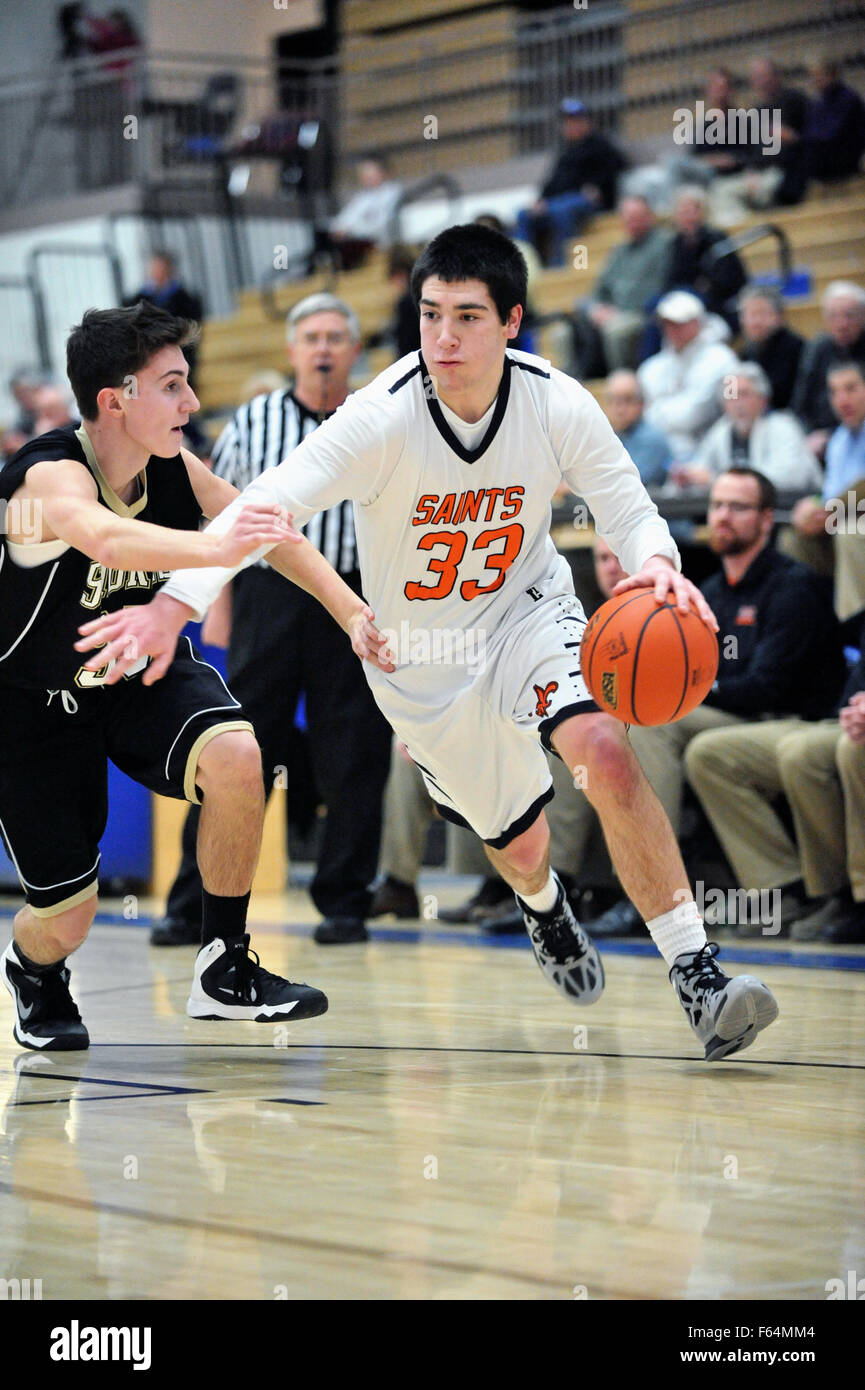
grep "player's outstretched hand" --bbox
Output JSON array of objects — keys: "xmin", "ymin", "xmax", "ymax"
[
  {"xmin": 347, "ymin": 606, "xmax": 396, "ymax": 673},
  {"xmin": 612, "ymin": 556, "xmax": 719, "ymax": 631},
  {"xmin": 75, "ymin": 593, "xmax": 193, "ymax": 686},
  {"xmin": 211, "ymin": 504, "xmax": 300, "ymax": 567}
]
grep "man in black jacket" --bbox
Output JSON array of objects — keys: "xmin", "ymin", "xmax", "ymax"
[
  {"xmin": 661, "ymin": 186, "xmax": 747, "ymax": 331},
  {"xmin": 739, "ymin": 286, "xmax": 804, "ymax": 411},
  {"xmin": 591, "ymin": 467, "xmax": 846, "ymax": 937},
  {"xmin": 514, "ymin": 99, "xmax": 627, "ymax": 266}
]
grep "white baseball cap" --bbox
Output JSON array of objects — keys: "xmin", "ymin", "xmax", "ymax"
[{"xmin": 656, "ymin": 290, "xmax": 705, "ymax": 323}]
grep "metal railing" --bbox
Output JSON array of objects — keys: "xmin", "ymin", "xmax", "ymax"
[
  {"xmin": 705, "ymin": 223, "xmax": 792, "ymax": 286},
  {"xmin": 0, "ymin": 10, "xmax": 629, "ymax": 216}
]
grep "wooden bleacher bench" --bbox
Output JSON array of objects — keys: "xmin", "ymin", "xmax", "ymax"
[{"xmin": 196, "ymin": 178, "xmax": 864, "ymax": 412}]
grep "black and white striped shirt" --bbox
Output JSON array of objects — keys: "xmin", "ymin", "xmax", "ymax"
[{"xmin": 210, "ymin": 388, "xmax": 359, "ymax": 574}]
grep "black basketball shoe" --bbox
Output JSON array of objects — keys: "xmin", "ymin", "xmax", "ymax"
[
  {"xmin": 670, "ymin": 943, "xmax": 779, "ymax": 1061},
  {"xmin": 1, "ymin": 941, "xmax": 90, "ymax": 1051},
  {"xmin": 186, "ymin": 935, "xmax": 328, "ymax": 1022},
  {"xmin": 517, "ymin": 874, "xmax": 605, "ymax": 1005}
]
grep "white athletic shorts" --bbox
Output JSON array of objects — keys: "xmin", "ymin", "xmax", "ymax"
[{"xmin": 373, "ymin": 582, "xmax": 600, "ymax": 847}]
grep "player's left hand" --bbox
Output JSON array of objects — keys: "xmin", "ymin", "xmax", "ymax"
[
  {"xmin": 347, "ymin": 605, "xmax": 396, "ymax": 673},
  {"xmin": 612, "ymin": 556, "xmax": 719, "ymax": 631}
]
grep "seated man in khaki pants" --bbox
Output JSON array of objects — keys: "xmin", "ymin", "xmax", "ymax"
[
  {"xmin": 591, "ymin": 467, "xmax": 847, "ymax": 937},
  {"xmin": 685, "ymin": 617, "xmax": 865, "ymax": 943}
]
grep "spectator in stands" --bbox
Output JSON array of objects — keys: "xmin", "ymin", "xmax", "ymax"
[
  {"xmin": 603, "ymin": 369, "xmax": 672, "ymax": 487},
  {"xmin": 677, "ymin": 363, "xmax": 821, "ymax": 492},
  {"xmin": 741, "ymin": 57, "xmax": 810, "ymax": 208},
  {"xmin": 591, "ymin": 467, "xmax": 846, "ymax": 938},
  {"xmin": 685, "ymin": 614, "xmax": 865, "ymax": 943},
  {"xmin": 738, "ymin": 285, "xmax": 804, "ymax": 411},
  {"xmin": 514, "ymin": 99, "xmax": 627, "ymax": 267},
  {"xmin": 322, "ymin": 152, "xmax": 403, "ymax": 270},
  {"xmin": 387, "ymin": 245, "xmax": 421, "ymax": 358},
  {"xmin": 1, "ymin": 370, "xmax": 44, "ymax": 460},
  {"xmin": 30, "ymin": 383, "xmax": 79, "ymax": 435},
  {"xmin": 367, "ymin": 246, "xmax": 422, "ymax": 361},
  {"xmin": 801, "ymin": 58, "xmax": 865, "ymax": 186},
  {"xmin": 661, "ymin": 186, "xmax": 748, "ymax": 329},
  {"xmin": 570, "ymin": 195, "xmax": 672, "ymax": 375},
  {"xmin": 127, "ymin": 251, "xmax": 203, "ymax": 386},
  {"xmin": 57, "ymin": 3, "xmax": 90, "ymax": 60},
  {"xmin": 474, "ymin": 214, "xmax": 541, "ymax": 351},
  {"xmin": 791, "ymin": 282, "xmax": 865, "ymax": 457},
  {"xmin": 670, "ymin": 69, "xmax": 752, "ymax": 224},
  {"xmin": 152, "ymin": 292, "xmax": 393, "ymax": 948},
  {"xmin": 792, "ymin": 360, "xmax": 865, "ymax": 546},
  {"xmin": 637, "ymin": 290, "xmax": 738, "ymax": 461}
]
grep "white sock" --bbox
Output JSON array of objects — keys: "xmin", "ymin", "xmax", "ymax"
[
  {"xmin": 647, "ymin": 899, "xmax": 707, "ymax": 969},
  {"xmin": 521, "ymin": 872, "xmax": 560, "ymax": 914}
]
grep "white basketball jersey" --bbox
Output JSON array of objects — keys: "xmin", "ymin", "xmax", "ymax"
[{"xmin": 163, "ymin": 349, "xmax": 679, "ymax": 715}]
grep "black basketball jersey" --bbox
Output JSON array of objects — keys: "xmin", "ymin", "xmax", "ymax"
[{"xmin": 0, "ymin": 425, "xmax": 201, "ymax": 691}]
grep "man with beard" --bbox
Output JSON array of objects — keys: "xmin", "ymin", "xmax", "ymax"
[{"xmin": 591, "ymin": 467, "xmax": 846, "ymax": 939}]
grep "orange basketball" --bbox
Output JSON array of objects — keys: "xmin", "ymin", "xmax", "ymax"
[{"xmin": 581, "ymin": 590, "xmax": 719, "ymax": 726}]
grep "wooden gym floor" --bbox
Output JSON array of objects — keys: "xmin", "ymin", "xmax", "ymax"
[{"xmin": 1, "ymin": 877, "xmax": 863, "ymax": 1302}]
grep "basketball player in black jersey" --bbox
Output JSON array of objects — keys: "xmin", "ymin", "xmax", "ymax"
[{"xmin": 0, "ymin": 302, "xmax": 376, "ymax": 1050}]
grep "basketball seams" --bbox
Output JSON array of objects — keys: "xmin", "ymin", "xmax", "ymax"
[
  {"xmin": 666, "ymin": 606, "xmax": 691, "ymax": 722},
  {"xmin": 583, "ymin": 590, "xmax": 651, "ymax": 699},
  {"xmin": 630, "ymin": 601, "xmax": 684, "ymax": 726}
]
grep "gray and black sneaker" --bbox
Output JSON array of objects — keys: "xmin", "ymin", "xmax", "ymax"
[
  {"xmin": 187, "ymin": 935, "xmax": 328, "ymax": 1022},
  {"xmin": 1, "ymin": 940, "xmax": 89, "ymax": 1051},
  {"xmin": 517, "ymin": 875, "xmax": 604, "ymax": 1005},
  {"xmin": 670, "ymin": 942, "xmax": 779, "ymax": 1061}
]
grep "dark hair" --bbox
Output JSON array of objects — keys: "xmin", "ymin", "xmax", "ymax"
[
  {"xmin": 150, "ymin": 247, "xmax": 176, "ymax": 269},
  {"xmin": 410, "ymin": 224, "xmax": 527, "ymax": 324},
  {"xmin": 828, "ymin": 359, "xmax": 865, "ymax": 384},
  {"xmin": 722, "ymin": 466, "xmax": 777, "ymax": 510},
  {"xmin": 67, "ymin": 301, "xmax": 198, "ymax": 421}
]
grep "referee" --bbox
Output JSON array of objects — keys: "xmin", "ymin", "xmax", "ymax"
[{"xmin": 152, "ymin": 293, "xmax": 393, "ymax": 945}]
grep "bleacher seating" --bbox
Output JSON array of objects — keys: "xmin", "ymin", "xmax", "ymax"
[{"xmin": 195, "ymin": 178, "xmax": 865, "ymax": 422}]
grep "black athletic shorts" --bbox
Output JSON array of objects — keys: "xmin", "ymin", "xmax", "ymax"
[{"xmin": 0, "ymin": 637, "xmax": 253, "ymax": 917}]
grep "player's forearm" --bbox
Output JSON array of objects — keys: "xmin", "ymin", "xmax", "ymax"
[
  {"xmin": 266, "ymin": 536, "xmax": 368, "ymax": 632},
  {"xmin": 95, "ymin": 517, "xmax": 230, "ymax": 572}
]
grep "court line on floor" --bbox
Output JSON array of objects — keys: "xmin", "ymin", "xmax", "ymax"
[
  {"xmin": 78, "ymin": 1041, "xmax": 865, "ymax": 1070},
  {"xmin": 0, "ymin": 1179, "xmax": 577, "ymax": 1293}
]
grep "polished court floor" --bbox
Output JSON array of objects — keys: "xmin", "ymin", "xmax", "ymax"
[{"xmin": 1, "ymin": 879, "xmax": 863, "ymax": 1302}]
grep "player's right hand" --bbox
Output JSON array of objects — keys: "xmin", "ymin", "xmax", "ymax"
[
  {"xmin": 210, "ymin": 503, "xmax": 299, "ymax": 567},
  {"xmin": 74, "ymin": 593, "xmax": 191, "ymax": 686},
  {"xmin": 347, "ymin": 605, "xmax": 396, "ymax": 673}
]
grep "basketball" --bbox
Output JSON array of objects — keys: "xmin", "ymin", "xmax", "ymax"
[{"xmin": 581, "ymin": 590, "xmax": 719, "ymax": 726}]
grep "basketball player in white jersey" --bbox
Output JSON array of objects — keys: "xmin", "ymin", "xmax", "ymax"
[{"xmin": 77, "ymin": 225, "xmax": 779, "ymax": 1061}]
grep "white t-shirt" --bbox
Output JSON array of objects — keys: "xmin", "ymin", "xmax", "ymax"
[{"xmin": 163, "ymin": 349, "xmax": 679, "ymax": 707}]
